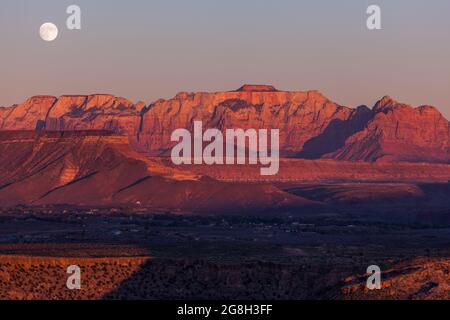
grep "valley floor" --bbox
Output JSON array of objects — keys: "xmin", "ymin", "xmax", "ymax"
[{"xmin": 0, "ymin": 203, "xmax": 449, "ymax": 300}]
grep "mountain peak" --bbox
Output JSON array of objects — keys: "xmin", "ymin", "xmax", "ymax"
[{"xmin": 373, "ymin": 95, "xmax": 398, "ymax": 112}]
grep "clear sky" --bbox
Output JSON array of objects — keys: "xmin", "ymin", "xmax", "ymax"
[{"xmin": 1, "ymin": 0, "xmax": 450, "ymax": 116}]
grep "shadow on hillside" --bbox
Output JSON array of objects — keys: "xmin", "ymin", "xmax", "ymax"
[
  {"xmin": 101, "ymin": 259, "xmax": 346, "ymax": 300},
  {"xmin": 298, "ymin": 106, "xmax": 373, "ymax": 159}
]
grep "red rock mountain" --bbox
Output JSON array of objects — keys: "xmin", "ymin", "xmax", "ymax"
[
  {"xmin": 326, "ymin": 96, "xmax": 450, "ymax": 162},
  {"xmin": 1, "ymin": 86, "xmax": 449, "ymax": 163}
]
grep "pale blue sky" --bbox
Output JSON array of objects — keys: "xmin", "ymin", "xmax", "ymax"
[{"xmin": 1, "ymin": 0, "xmax": 450, "ymax": 116}]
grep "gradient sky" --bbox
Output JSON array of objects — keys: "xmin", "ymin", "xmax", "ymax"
[{"xmin": 1, "ymin": 0, "xmax": 450, "ymax": 116}]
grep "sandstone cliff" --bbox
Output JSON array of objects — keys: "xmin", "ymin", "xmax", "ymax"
[
  {"xmin": 327, "ymin": 96, "xmax": 450, "ymax": 162},
  {"xmin": 1, "ymin": 86, "xmax": 449, "ymax": 163}
]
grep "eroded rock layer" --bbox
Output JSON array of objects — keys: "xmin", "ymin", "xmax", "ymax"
[{"xmin": 1, "ymin": 86, "xmax": 449, "ymax": 162}]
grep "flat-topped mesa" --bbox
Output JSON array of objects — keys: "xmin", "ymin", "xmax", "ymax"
[
  {"xmin": 139, "ymin": 87, "xmax": 353, "ymax": 156},
  {"xmin": 235, "ymin": 85, "xmax": 279, "ymax": 92}
]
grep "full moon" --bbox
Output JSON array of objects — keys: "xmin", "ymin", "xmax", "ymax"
[{"xmin": 39, "ymin": 23, "xmax": 58, "ymax": 42}]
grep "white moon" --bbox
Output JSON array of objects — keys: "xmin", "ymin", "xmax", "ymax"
[{"xmin": 39, "ymin": 23, "xmax": 58, "ymax": 42}]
